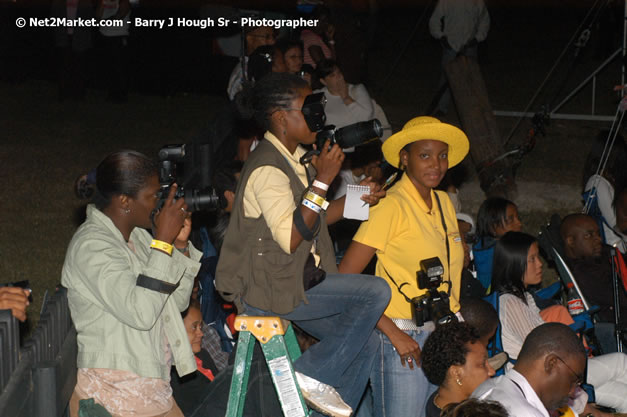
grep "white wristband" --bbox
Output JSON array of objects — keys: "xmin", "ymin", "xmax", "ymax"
[
  {"xmin": 302, "ymin": 198, "xmax": 322, "ymax": 213},
  {"xmin": 312, "ymin": 180, "xmax": 329, "ymax": 191}
]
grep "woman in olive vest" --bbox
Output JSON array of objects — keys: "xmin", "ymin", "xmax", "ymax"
[{"xmin": 215, "ymin": 73, "xmax": 389, "ymax": 417}]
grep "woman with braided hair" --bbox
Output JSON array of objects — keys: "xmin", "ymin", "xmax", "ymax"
[{"xmin": 215, "ymin": 72, "xmax": 388, "ymax": 417}]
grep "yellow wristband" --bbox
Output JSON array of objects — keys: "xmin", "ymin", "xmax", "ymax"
[
  {"xmin": 305, "ymin": 191, "xmax": 328, "ymax": 209},
  {"xmin": 150, "ymin": 239, "xmax": 173, "ymax": 256}
]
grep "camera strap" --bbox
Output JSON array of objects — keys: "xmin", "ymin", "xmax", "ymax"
[
  {"xmin": 433, "ymin": 192, "xmax": 452, "ymax": 296},
  {"xmin": 293, "ymin": 164, "xmax": 321, "ymax": 242},
  {"xmin": 381, "ymin": 265, "xmax": 414, "ymax": 304}
]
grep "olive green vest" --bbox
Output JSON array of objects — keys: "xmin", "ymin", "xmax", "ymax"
[{"xmin": 215, "ymin": 140, "xmax": 337, "ymax": 314}]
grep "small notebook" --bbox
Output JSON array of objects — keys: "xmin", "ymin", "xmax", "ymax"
[{"xmin": 343, "ymin": 184, "xmax": 370, "ymax": 221}]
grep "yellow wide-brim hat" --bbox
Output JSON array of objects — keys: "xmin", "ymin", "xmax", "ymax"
[{"xmin": 382, "ymin": 116, "xmax": 470, "ymax": 169}]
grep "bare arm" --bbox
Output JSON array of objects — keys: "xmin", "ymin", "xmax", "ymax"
[
  {"xmin": 339, "ymin": 241, "xmax": 422, "ymax": 369},
  {"xmin": 339, "ymin": 240, "xmax": 377, "ymax": 274},
  {"xmin": 289, "ymin": 142, "xmax": 343, "ymax": 252}
]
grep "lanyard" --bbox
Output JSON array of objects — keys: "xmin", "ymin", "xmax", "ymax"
[{"xmin": 383, "ymin": 191, "xmax": 453, "ymax": 302}]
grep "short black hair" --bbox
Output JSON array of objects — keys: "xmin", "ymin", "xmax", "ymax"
[
  {"xmin": 247, "ymin": 45, "xmax": 276, "ymax": 83},
  {"xmin": 276, "ymin": 38, "xmax": 303, "ymax": 55},
  {"xmin": 517, "ymin": 323, "xmax": 586, "ymax": 364},
  {"xmin": 460, "ymin": 298, "xmax": 499, "ymax": 340},
  {"xmin": 492, "ymin": 232, "xmax": 536, "ymax": 303},
  {"xmin": 345, "ymin": 142, "xmax": 383, "ymax": 170},
  {"xmin": 559, "ymin": 213, "xmax": 592, "ymax": 243},
  {"xmin": 422, "ymin": 322, "xmax": 480, "ymax": 386},
  {"xmin": 316, "ymin": 58, "xmax": 338, "ymax": 80},
  {"xmin": 476, "ymin": 197, "xmax": 516, "ymax": 239},
  {"xmin": 213, "ymin": 160, "xmax": 243, "ymax": 196}
]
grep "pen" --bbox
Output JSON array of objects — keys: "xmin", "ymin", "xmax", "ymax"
[{"xmin": 382, "ymin": 172, "xmax": 398, "ymax": 190}]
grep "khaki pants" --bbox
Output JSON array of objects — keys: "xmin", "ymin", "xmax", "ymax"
[{"xmin": 69, "ymin": 390, "xmax": 184, "ymax": 417}]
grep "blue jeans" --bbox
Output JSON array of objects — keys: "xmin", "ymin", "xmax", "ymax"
[
  {"xmin": 244, "ymin": 273, "xmax": 391, "ymax": 413},
  {"xmin": 370, "ymin": 328, "xmax": 437, "ymax": 417}
]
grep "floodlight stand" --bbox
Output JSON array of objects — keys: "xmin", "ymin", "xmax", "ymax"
[{"xmin": 496, "ymin": 0, "xmax": 625, "ymax": 138}]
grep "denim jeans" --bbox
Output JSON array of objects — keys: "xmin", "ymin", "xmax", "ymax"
[
  {"xmin": 243, "ymin": 273, "xmax": 391, "ymax": 413},
  {"xmin": 370, "ymin": 328, "xmax": 437, "ymax": 417}
]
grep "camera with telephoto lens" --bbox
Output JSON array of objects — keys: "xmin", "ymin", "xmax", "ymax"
[
  {"xmin": 410, "ymin": 257, "xmax": 457, "ymax": 327},
  {"xmin": 156, "ymin": 140, "xmax": 224, "ymax": 213},
  {"xmin": 315, "ymin": 119, "xmax": 383, "ymax": 151},
  {"xmin": 298, "ymin": 93, "xmax": 383, "ymax": 164}
]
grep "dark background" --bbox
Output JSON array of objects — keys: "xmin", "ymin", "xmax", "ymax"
[{"xmin": 1, "ymin": 0, "xmax": 624, "ymax": 327}]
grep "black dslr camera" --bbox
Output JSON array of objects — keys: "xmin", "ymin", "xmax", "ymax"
[
  {"xmin": 410, "ymin": 257, "xmax": 457, "ymax": 327},
  {"xmin": 299, "ymin": 92, "xmax": 383, "ymax": 164},
  {"xmin": 156, "ymin": 141, "xmax": 224, "ymax": 213}
]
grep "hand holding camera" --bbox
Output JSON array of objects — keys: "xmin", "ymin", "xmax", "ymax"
[
  {"xmin": 153, "ymin": 183, "xmax": 189, "ymax": 244},
  {"xmin": 311, "ymin": 139, "xmax": 344, "ymax": 186}
]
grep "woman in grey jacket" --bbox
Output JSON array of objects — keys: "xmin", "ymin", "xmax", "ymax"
[{"xmin": 62, "ymin": 151, "xmax": 202, "ymax": 417}]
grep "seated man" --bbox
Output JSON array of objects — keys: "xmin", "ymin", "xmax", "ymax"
[
  {"xmin": 472, "ymin": 323, "xmax": 587, "ymax": 417},
  {"xmin": 560, "ymin": 213, "xmax": 627, "ymax": 323}
]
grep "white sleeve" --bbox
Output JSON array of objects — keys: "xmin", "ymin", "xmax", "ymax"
[
  {"xmin": 346, "ymin": 84, "xmax": 374, "ymax": 122},
  {"xmin": 429, "ymin": 0, "xmax": 445, "ymax": 39},
  {"xmin": 475, "ymin": 2, "xmax": 490, "ymax": 42},
  {"xmin": 500, "ymin": 294, "xmax": 545, "ymax": 359},
  {"xmin": 594, "ymin": 177, "xmax": 617, "ymax": 227}
]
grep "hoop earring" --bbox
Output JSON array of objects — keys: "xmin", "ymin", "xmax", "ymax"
[{"xmin": 456, "ymin": 378, "xmax": 462, "ymax": 386}]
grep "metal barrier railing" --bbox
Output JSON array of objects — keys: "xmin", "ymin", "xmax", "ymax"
[{"xmin": 0, "ymin": 287, "xmax": 77, "ymax": 417}]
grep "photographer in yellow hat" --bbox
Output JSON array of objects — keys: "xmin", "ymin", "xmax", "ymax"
[{"xmin": 340, "ymin": 116, "xmax": 470, "ymax": 416}]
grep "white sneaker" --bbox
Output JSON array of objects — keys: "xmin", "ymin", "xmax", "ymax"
[{"xmin": 295, "ymin": 372, "xmax": 353, "ymax": 417}]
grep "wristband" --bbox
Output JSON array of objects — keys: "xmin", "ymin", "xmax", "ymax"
[
  {"xmin": 150, "ymin": 239, "xmax": 173, "ymax": 256},
  {"xmin": 304, "ymin": 191, "xmax": 328, "ymax": 210},
  {"xmin": 302, "ymin": 198, "xmax": 322, "ymax": 213},
  {"xmin": 312, "ymin": 180, "xmax": 329, "ymax": 191}
]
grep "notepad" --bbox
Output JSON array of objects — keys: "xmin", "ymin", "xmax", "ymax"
[{"xmin": 343, "ymin": 184, "xmax": 370, "ymax": 221}]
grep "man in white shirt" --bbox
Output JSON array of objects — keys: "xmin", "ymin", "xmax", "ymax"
[{"xmin": 472, "ymin": 323, "xmax": 587, "ymax": 417}]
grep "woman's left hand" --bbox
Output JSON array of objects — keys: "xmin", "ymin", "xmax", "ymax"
[
  {"xmin": 359, "ymin": 176, "xmax": 386, "ymax": 206},
  {"xmin": 174, "ymin": 214, "xmax": 192, "ymax": 250}
]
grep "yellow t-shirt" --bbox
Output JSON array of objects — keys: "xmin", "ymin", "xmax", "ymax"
[{"xmin": 353, "ymin": 173, "xmax": 464, "ymax": 319}]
